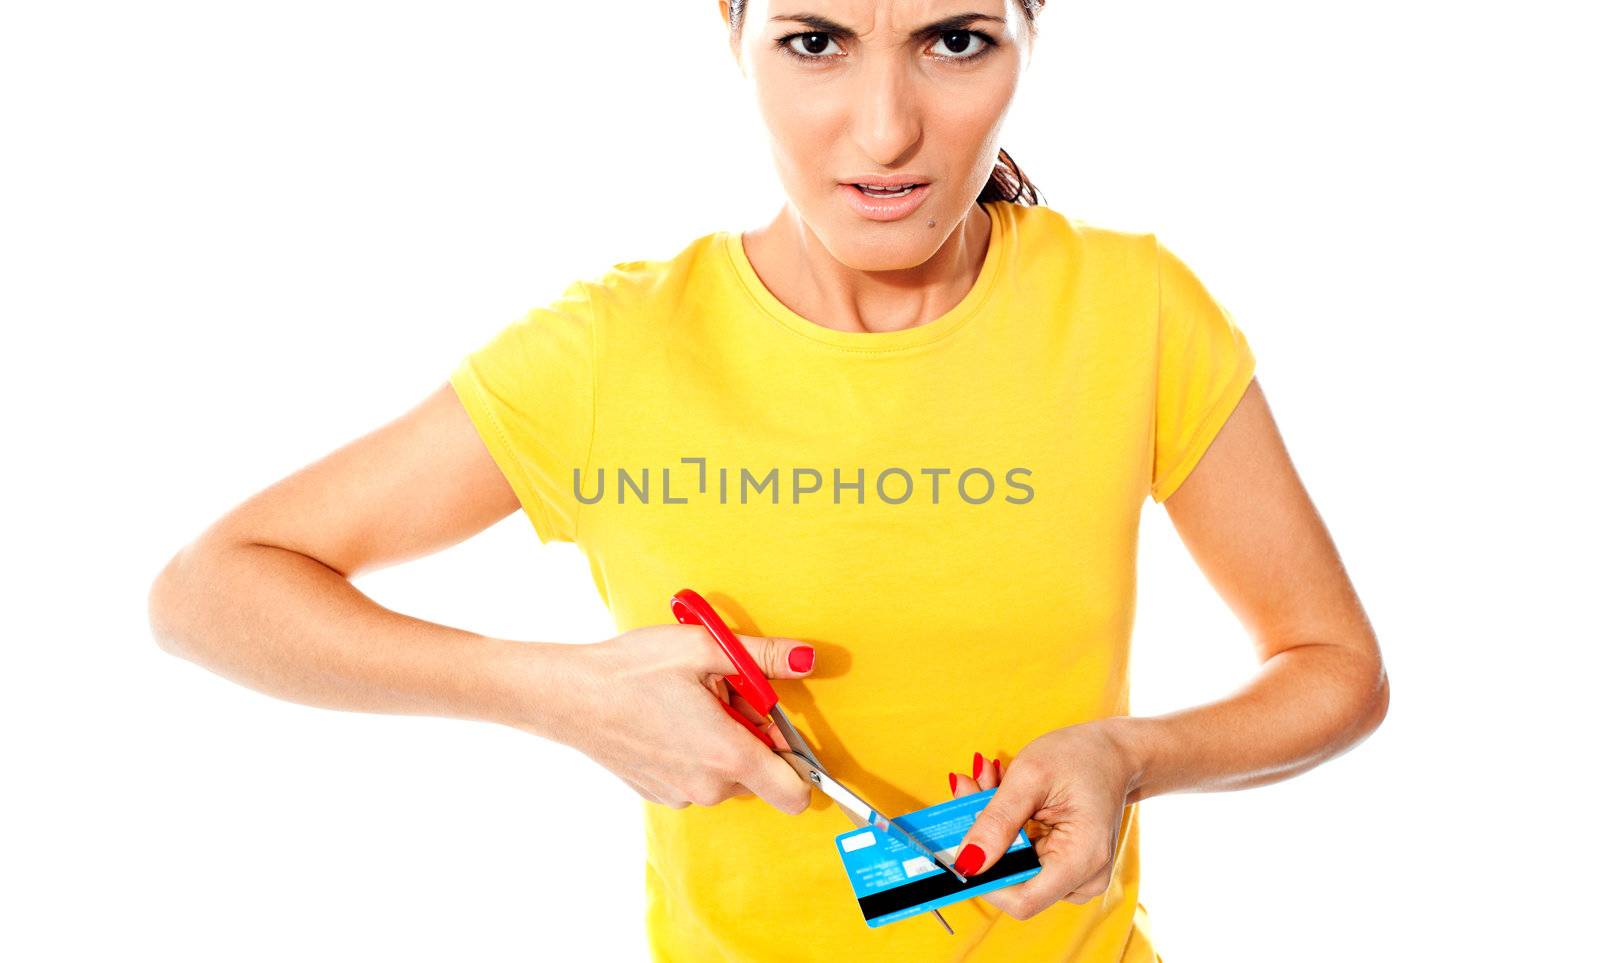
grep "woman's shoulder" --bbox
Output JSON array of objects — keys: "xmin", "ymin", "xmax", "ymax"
[
  {"xmin": 565, "ymin": 228, "xmax": 729, "ymax": 323},
  {"xmin": 1006, "ymin": 200, "xmax": 1155, "ymax": 248},
  {"xmin": 1003, "ymin": 201, "xmax": 1160, "ymax": 275}
]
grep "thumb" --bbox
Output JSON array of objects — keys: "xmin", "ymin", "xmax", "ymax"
[
  {"xmin": 951, "ymin": 769, "xmax": 1041, "ymax": 878},
  {"xmin": 696, "ymin": 632, "xmax": 815, "ymax": 681},
  {"xmin": 738, "ymin": 634, "xmax": 817, "ymax": 680}
]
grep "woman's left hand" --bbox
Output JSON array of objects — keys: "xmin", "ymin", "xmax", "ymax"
[{"xmin": 945, "ymin": 720, "xmax": 1143, "ymax": 920}]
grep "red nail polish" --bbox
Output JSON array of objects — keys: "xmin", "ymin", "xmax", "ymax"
[
  {"xmin": 948, "ymin": 772, "xmax": 958, "ymax": 794},
  {"xmin": 954, "ymin": 843, "xmax": 985, "ymax": 876},
  {"xmin": 788, "ymin": 645, "xmax": 815, "ymax": 672},
  {"xmin": 972, "ymin": 751, "xmax": 983, "ymax": 780},
  {"xmin": 990, "ymin": 756, "xmax": 1001, "ymax": 776}
]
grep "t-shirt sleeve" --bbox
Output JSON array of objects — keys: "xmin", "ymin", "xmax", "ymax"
[
  {"xmin": 448, "ymin": 279, "xmax": 597, "ymax": 544},
  {"xmin": 1149, "ymin": 236, "xmax": 1257, "ymax": 503}
]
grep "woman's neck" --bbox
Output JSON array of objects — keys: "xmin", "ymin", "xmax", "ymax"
[{"xmin": 740, "ymin": 201, "xmax": 992, "ymax": 336}]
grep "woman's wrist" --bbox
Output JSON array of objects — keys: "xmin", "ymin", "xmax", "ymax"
[
  {"xmin": 468, "ymin": 636, "xmax": 595, "ymax": 743},
  {"xmin": 1099, "ymin": 714, "xmax": 1168, "ymax": 803}
]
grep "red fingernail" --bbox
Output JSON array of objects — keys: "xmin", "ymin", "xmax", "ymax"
[
  {"xmin": 954, "ymin": 843, "xmax": 985, "ymax": 876},
  {"xmin": 948, "ymin": 772, "xmax": 958, "ymax": 794},
  {"xmin": 991, "ymin": 756, "xmax": 1001, "ymax": 775},
  {"xmin": 788, "ymin": 645, "xmax": 815, "ymax": 672},
  {"xmin": 972, "ymin": 751, "xmax": 983, "ymax": 780}
]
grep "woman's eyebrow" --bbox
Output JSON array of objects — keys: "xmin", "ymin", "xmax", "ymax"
[{"xmin": 769, "ymin": 11, "xmax": 1006, "ymax": 37}]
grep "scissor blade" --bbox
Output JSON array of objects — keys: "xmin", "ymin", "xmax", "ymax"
[
  {"xmin": 861, "ymin": 808, "xmax": 969, "ymax": 885},
  {"xmin": 777, "ymin": 751, "xmax": 968, "ymax": 884},
  {"xmin": 767, "ymin": 705, "xmax": 822, "ymax": 768}
]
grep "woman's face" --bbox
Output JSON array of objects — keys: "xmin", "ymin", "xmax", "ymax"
[{"xmin": 727, "ymin": 0, "xmax": 1032, "ymax": 269}]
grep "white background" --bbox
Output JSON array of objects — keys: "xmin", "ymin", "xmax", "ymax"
[{"xmin": 4, "ymin": 1, "xmax": 1594, "ymax": 959}]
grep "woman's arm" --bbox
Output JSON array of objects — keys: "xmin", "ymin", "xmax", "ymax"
[
  {"xmin": 146, "ymin": 383, "xmax": 577, "ymax": 736},
  {"xmin": 946, "ymin": 377, "xmax": 1389, "ymax": 917},
  {"xmin": 1114, "ymin": 375, "xmax": 1389, "ymax": 800},
  {"xmin": 147, "ymin": 382, "xmax": 818, "ymax": 812}
]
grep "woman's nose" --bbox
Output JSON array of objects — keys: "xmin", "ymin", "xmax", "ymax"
[{"xmin": 848, "ymin": 60, "xmax": 923, "ymax": 167}]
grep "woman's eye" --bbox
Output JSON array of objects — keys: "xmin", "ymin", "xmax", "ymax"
[
  {"xmin": 930, "ymin": 30, "xmax": 992, "ymax": 61},
  {"xmin": 780, "ymin": 32, "xmax": 844, "ymax": 60},
  {"xmin": 777, "ymin": 29, "xmax": 996, "ymax": 63}
]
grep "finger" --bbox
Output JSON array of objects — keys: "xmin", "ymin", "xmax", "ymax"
[
  {"xmin": 622, "ymin": 776, "xmax": 664, "ymax": 804},
  {"xmin": 711, "ymin": 691, "xmax": 790, "ymax": 755},
  {"xmin": 978, "ymin": 754, "xmax": 999, "ymax": 791},
  {"xmin": 620, "ymin": 771, "xmax": 673, "ymax": 805},
  {"xmin": 738, "ymin": 633, "xmax": 817, "ymax": 680},
  {"xmin": 1005, "ymin": 832, "xmax": 1112, "ymax": 912},
  {"xmin": 950, "ymin": 767, "xmax": 1045, "ymax": 877},
  {"xmin": 733, "ymin": 740, "xmax": 814, "ymax": 816},
  {"xmin": 723, "ymin": 682, "xmax": 796, "ymax": 750},
  {"xmin": 1063, "ymin": 876, "xmax": 1110, "ymax": 905},
  {"xmin": 992, "ymin": 847, "xmax": 1081, "ymax": 917},
  {"xmin": 726, "ymin": 688, "xmax": 767, "ymax": 727},
  {"xmin": 973, "ymin": 878, "xmax": 1031, "ymax": 918},
  {"xmin": 1058, "ymin": 825, "xmax": 1121, "ymax": 904},
  {"xmin": 624, "ymin": 777, "xmax": 662, "ymax": 799},
  {"xmin": 949, "ymin": 772, "xmax": 982, "ymax": 797},
  {"xmin": 692, "ymin": 630, "xmax": 816, "ymax": 681},
  {"xmin": 763, "ymin": 720, "xmax": 794, "ymax": 753}
]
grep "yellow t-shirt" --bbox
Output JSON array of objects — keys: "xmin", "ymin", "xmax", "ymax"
[{"xmin": 449, "ymin": 199, "xmax": 1255, "ymax": 961}]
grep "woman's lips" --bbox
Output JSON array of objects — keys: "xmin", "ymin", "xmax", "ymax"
[{"xmin": 839, "ymin": 181, "xmax": 932, "ymax": 222}]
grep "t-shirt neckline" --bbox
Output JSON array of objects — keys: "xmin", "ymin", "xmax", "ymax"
[{"xmin": 719, "ymin": 200, "xmax": 1009, "ymax": 353}]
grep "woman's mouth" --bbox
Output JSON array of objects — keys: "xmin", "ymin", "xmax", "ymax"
[
  {"xmin": 853, "ymin": 183, "xmax": 921, "ymax": 198},
  {"xmin": 839, "ymin": 181, "xmax": 932, "ymax": 221}
]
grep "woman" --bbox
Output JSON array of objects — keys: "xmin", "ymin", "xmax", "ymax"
[{"xmin": 148, "ymin": 0, "xmax": 1389, "ymax": 959}]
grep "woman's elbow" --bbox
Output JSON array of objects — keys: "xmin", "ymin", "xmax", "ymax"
[
  {"xmin": 1351, "ymin": 656, "xmax": 1390, "ymax": 742},
  {"xmin": 148, "ymin": 542, "xmax": 206, "ymax": 659}
]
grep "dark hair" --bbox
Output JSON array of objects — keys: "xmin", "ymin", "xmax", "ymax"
[{"xmin": 725, "ymin": 0, "xmax": 1046, "ymax": 207}]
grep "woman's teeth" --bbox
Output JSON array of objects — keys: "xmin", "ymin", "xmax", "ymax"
[{"xmin": 854, "ymin": 183, "xmax": 920, "ymax": 197}]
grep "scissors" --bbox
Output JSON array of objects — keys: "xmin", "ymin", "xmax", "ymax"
[{"xmin": 670, "ymin": 588, "xmax": 967, "ymax": 934}]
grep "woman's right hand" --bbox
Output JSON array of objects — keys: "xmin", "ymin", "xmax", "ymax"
[{"xmin": 520, "ymin": 623, "xmax": 820, "ymax": 815}]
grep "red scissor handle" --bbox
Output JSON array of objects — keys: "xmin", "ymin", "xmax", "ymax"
[{"xmin": 670, "ymin": 588, "xmax": 779, "ymax": 749}]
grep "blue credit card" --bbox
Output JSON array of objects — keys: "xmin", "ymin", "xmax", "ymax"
[{"xmin": 832, "ymin": 787, "xmax": 1041, "ymax": 928}]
